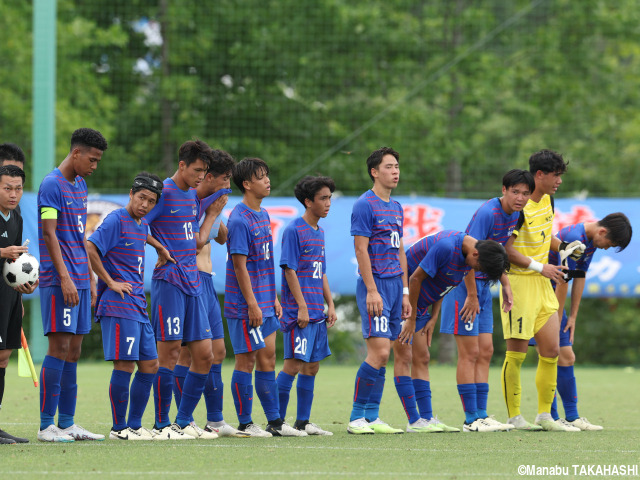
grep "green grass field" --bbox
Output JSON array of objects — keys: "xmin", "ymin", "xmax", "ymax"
[{"xmin": 2, "ymin": 361, "xmax": 639, "ymax": 479}]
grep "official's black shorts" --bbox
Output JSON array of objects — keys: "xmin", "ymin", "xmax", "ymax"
[{"xmin": 0, "ymin": 286, "xmax": 22, "ymax": 350}]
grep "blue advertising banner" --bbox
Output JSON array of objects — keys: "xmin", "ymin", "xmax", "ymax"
[{"xmin": 18, "ymin": 193, "xmax": 638, "ymax": 298}]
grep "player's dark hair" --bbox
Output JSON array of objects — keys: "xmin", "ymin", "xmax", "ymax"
[
  {"xmin": 178, "ymin": 139, "xmax": 213, "ymax": 168},
  {"xmin": 529, "ymin": 149, "xmax": 568, "ymax": 175},
  {"xmin": 598, "ymin": 212, "xmax": 632, "ymax": 252},
  {"xmin": 503, "ymin": 169, "xmax": 535, "ymax": 193},
  {"xmin": 294, "ymin": 175, "xmax": 336, "ymax": 207},
  {"xmin": 366, "ymin": 147, "xmax": 399, "ymax": 182},
  {"xmin": 0, "ymin": 143, "xmax": 26, "ymax": 166},
  {"xmin": 0, "ymin": 164, "xmax": 26, "ymax": 185},
  {"xmin": 233, "ymin": 157, "xmax": 269, "ymax": 193},
  {"xmin": 70, "ymin": 128, "xmax": 108, "ymax": 152},
  {"xmin": 475, "ymin": 239, "xmax": 509, "ymax": 283},
  {"xmin": 131, "ymin": 171, "xmax": 163, "ymax": 201},
  {"xmin": 208, "ymin": 149, "xmax": 235, "ymax": 177}
]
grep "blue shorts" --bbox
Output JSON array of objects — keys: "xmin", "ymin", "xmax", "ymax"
[
  {"xmin": 150, "ymin": 279, "xmax": 212, "ymax": 343},
  {"xmin": 200, "ymin": 272, "xmax": 224, "ymax": 340},
  {"xmin": 227, "ymin": 315, "xmax": 279, "ymax": 354},
  {"xmin": 440, "ymin": 280, "xmax": 494, "ymax": 336},
  {"xmin": 357, "ymin": 275, "xmax": 403, "ymax": 341},
  {"xmin": 529, "ymin": 310, "xmax": 572, "ymax": 348},
  {"xmin": 100, "ymin": 316, "xmax": 157, "ymax": 361},
  {"xmin": 283, "ymin": 321, "xmax": 331, "ymax": 363},
  {"xmin": 40, "ymin": 286, "xmax": 92, "ymax": 335}
]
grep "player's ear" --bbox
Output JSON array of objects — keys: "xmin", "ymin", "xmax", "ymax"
[{"xmin": 502, "ymin": 185, "xmax": 507, "ymax": 196}]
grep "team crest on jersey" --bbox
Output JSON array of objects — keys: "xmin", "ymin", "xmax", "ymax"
[
  {"xmin": 193, "ymin": 207, "xmax": 197, "ymax": 216},
  {"xmin": 83, "ymin": 198, "xmax": 88, "ymax": 208},
  {"xmin": 507, "ymin": 227, "xmax": 514, "ymax": 237},
  {"xmin": 268, "ymin": 227, "xmax": 272, "ymax": 235},
  {"xmin": 545, "ymin": 214, "xmax": 553, "ymax": 222}
]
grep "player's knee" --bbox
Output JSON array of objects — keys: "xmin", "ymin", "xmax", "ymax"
[
  {"xmin": 559, "ymin": 348, "xmax": 575, "ymax": 366},
  {"xmin": 479, "ymin": 344, "xmax": 493, "ymax": 362},
  {"xmin": 413, "ymin": 348, "xmax": 430, "ymax": 368},
  {"xmin": 0, "ymin": 356, "xmax": 10, "ymax": 368}
]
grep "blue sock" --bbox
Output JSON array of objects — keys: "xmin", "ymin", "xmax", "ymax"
[
  {"xmin": 109, "ymin": 370, "xmax": 131, "ymax": 431},
  {"xmin": 231, "ymin": 370, "xmax": 253, "ymax": 424},
  {"xmin": 458, "ymin": 383, "xmax": 479, "ymax": 424},
  {"xmin": 172, "ymin": 364, "xmax": 189, "ymax": 417},
  {"xmin": 557, "ymin": 365, "xmax": 579, "ymax": 421},
  {"xmin": 58, "ymin": 361, "xmax": 77, "ymax": 429},
  {"xmin": 153, "ymin": 367, "xmax": 174, "ymax": 428},
  {"xmin": 255, "ymin": 370, "xmax": 280, "ymax": 423},
  {"xmin": 39, "ymin": 355, "xmax": 64, "ymax": 430},
  {"xmin": 413, "ymin": 379, "xmax": 433, "ymax": 420},
  {"xmin": 276, "ymin": 371, "xmax": 295, "ymax": 420},
  {"xmin": 394, "ymin": 376, "xmax": 420, "ymax": 424},
  {"xmin": 475, "ymin": 382, "xmax": 489, "ymax": 418},
  {"xmin": 296, "ymin": 374, "xmax": 315, "ymax": 422},
  {"xmin": 128, "ymin": 371, "xmax": 155, "ymax": 430},
  {"xmin": 551, "ymin": 392, "xmax": 559, "ymax": 420},
  {"xmin": 350, "ymin": 362, "xmax": 379, "ymax": 422},
  {"xmin": 175, "ymin": 371, "xmax": 207, "ymax": 428},
  {"xmin": 204, "ymin": 364, "xmax": 223, "ymax": 423},
  {"xmin": 365, "ymin": 366, "xmax": 386, "ymax": 422}
]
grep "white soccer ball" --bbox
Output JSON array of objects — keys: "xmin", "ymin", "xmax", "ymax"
[{"xmin": 3, "ymin": 253, "xmax": 39, "ymax": 288}]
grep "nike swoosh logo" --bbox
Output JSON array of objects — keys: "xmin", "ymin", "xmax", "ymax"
[
  {"xmin": 255, "ymin": 231, "xmax": 259, "ymax": 236},
  {"xmin": 125, "ymin": 242, "xmax": 134, "ymax": 246},
  {"xmin": 528, "ymin": 221, "xmax": 534, "ymax": 225},
  {"xmin": 206, "ymin": 329, "xmax": 211, "ymax": 332},
  {"xmin": 446, "ymin": 272, "xmax": 453, "ymax": 276},
  {"xmin": 66, "ymin": 201, "xmax": 73, "ymax": 205},
  {"xmin": 304, "ymin": 249, "xmax": 312, "ymax": 253},
  {"xmin": 378, "ymin": 219, "xmax": 385, "ymax": 223},
  {"xmin": 171, "ymin": 209, "xmax": 180, "ymax": 213}
]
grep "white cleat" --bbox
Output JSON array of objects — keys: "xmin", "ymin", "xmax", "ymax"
[
  {"xmin": 406, "ymin": 417, "xmax": 443, "ymax": 433},
  {"xmin": 205, "ymin": 421, "xmax": 250, "ymax": 438},
  {"xmin": 266, "ymin": 421, "xmax": 308, "ymax": 437},
  {"xmin": 110, "ymin": 427, "xmax": 155, "ymax": 440},
  {"xmin": 297, "ymin": 422, "xmax": 333, "ymax": 436},
  {"xmin": 179, "ymin": 422, "xmax": 218, "ymax": 439},
  {"xmin": 555, "ymin": 418, "xmax": 582, "ymax": 432},
  {"xmin": 482, "ymin": 415, "xmax": 514, "ymax": 431},
  {"xmin": 239, "ymin": 422, "xmax": 272, "ymax": 438},
  {"xmin": 152, "ymin": 423, "xmax": 195, "ymax": 440},
  {"xmin": 61, "ymin": 424, "xmax": 105, "ymax": 441},
  {"xmin": 37, "ymin": 425, "xmax": 75, "ymax": 443},
  {"xmin": 567, "ymin": 417, "xmax": 603, "ymax": 431},
  {"xmin": 463, "ymin": 418, "xmax": 503, "ymax": 432}
]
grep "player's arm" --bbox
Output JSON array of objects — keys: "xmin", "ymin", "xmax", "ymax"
[
  {"xmin": 214, "ymin": 221, "xmax": 228, "ymax": 245},
  {"xmin": 232, "ymin": 253, "xmax": 263, "ymax": 327},
  {"xmin": 146, "ymin": 234, "xmax": 175, "ymax": 268},
  {"xmin": 41, "ymin": 214, "xmax": 79, "ymax": 307},
  {"xmin": 398, "ymin": 238, "xmax": 411, "ymax": 320},
  {"xmin": 460, "ymin": 269, "xmax": 479, "ymax": 322},
  {"xmin": 284, "ymin": 267, "xmax": 309, "ymax": 329},
  {"xmin": 354, "ymin": 235, "xmax": 382, "ymax": 317},
  {"xmin": 84, "ymin": 234, "xmax": 98, "ymax": 307},
  {"xmin": 86, "ymin": 240, "xmax": 132, "ymax": 300},
  {"xmin": 422, "ymin": 297, "xmax": 443, "ymax": 347},
  {"xmin": 196, "ymin": 194, "xmax": 228, "ymax": 252},
  {"xmin": 504, "ymin": 233, "xmax": 566, "ymax": 284},
  {"xmin": 322, "ymin": 273, "xmax": 337, "ymax": 327},
  {"xmin": 565, "ymin": 276, "xmax": 586, "ymax": 344},
  {"xmin": 397, "ymin": 265, "xmax": 428, "ymax": 345},
  {"xmin": 499, "ymin": 273, "xmax": 513, "ymax": 313}
]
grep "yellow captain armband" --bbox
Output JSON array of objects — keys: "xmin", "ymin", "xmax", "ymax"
[{"xmin": 41, "ymin": 207, "xmax": 58, "ymax": 220}]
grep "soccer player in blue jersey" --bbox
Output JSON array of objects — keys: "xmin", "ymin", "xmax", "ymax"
[
  {"xmin": 347, "ymin": 147, "xmax": 410, "ymax": 435},
  {"xmin": 276, "ymin": 176, "xmax": 337, "ymax": 436},
  {"xmin": 225, "ymin": 158, "xmax": 302, "ymax": 437},
  {"xmin": 88, "ymin": 172, "xmax": 172, "ymax": 440},
  {"xmin": 171, "ymin": 149, "xmax": 247, "ymax": 437},
  {"xmin": 440, "ymin": 169, "xmax": 534, "ymax": 432},
  {"xmin": 145, "ymin": 140, "xmax": 219, "ymax": 440},
  {"xmin": 36, "ymin": 128, "xmax": 107, "ymax": 442},
  {"xmin": 0, "ymin": 164, "xmax": 35, "ymax": 445},
  {"xmin": 533, "ymin": 213, "xmax": 631, "ymax": 431},
  {"xmin": 395, "ymin": 231, "xmax": 509, "ymax": 433}
]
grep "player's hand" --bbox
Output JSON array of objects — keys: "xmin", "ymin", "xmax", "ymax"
[
  {"xmin": 1, "ymin": 245, "xmax": 28, "ymax": 259},
  {"xmin": 401, "ymin": 295, "xmax": 412, "ymax": 320},
  {"xmin": 326, "ymin": 305, "xmax": 337, "ymax": 328},
  {"xmin": 559, "ymin": 241, "xmax": 586, "ymax": 262},
  {"xmin": 15, "ymin": 279, "xmax": 38, "ymax": 295},
  {"xmin": 90, "ymin": 279, "xmax": 97, "ymax": 308},
  {"xmin": 61, "ymin": 276, "xmax": 79, "ymax": 307},
  {"xmin": 501, "ymin": 284, "xmax": 513, "ymax": 313},
  {"xmin": 155, "ymin": 246, "xmax": 176, "ymax": 268},
  {"xmin": 109, "ymin": 280, "xmax": 133, "ymax": 299},
  {"xmin": 541, "ymin": 263, "xmax": 567, "ymax": 284},
  {"xmin": 275, "ymin": 296, "xmax": 283, "ymax": 320},
  {"xmin": 248, "ymin": 303, "xmax": 263, "ymax": 327},
  {"xmin": 420, "ymin": 318, "xmax": 437, "ymax": 347},
  {"xmin": 297, "ymin": 305, "xmax": 310, "ymax": 329},
  {"xmin": 460, "ymin": 295, "xmax": 480, "ymax": 322},
  {"xmin": 366, "ymin": 290, "xmax": 383, "ymax": 317},
  {"xmin": 206, "ymin": 194, "xmax": 228, "ymax": 218},
  {"xmin": 397, "ymin": 318, "xmax": 415, "ymax": 345},
  {"xmin": 565, "ymin": 315, "xmax": 577, "ymax": 344}
]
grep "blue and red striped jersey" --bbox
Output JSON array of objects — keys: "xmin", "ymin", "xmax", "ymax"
[
  {"xmin": 279, "ymin": 217, "xmax": 327, "ymax": 331},
  {"xmin": 350, "ymin": 189, "xmax": 404, "ymax": 279},
  {"xmin": 465, "ymin": 197, "xmax": 519, "ymax": 280},
  {"xmin": 145, "ymin": 178, "xmax": 201, "ymax": 296},
  {"xmin": 89, "ymin": 208, "xmax": 149, "ymax": 322},
  {"xmin": 37, "ymin": 168, "xmax": 90, "ymax": 288},
  {"xmin": 406, "ymin": 230, "xmax": 470, "ymax": 317},
  {"xmin": 224, "ymin": 202, "xmax": 276, "ymax": 318}
]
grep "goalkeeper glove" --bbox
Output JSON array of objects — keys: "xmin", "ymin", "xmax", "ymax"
[{"xmin": 559, "ymin": 240, "xmax": 586, "ymax": 262}]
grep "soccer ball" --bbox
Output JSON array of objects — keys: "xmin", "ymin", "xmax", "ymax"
[{"xmin": 3, "ymin": 253, "xmax": 40, "ymax": 288}]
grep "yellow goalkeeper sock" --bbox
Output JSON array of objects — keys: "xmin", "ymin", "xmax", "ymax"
[
  {"xmin": 536, "ymin": 355, "xmax": 558, "ymax": 415},
  {"xmin": 502, "ymin": 351, "xmax": 526, "ymax": 418}
]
